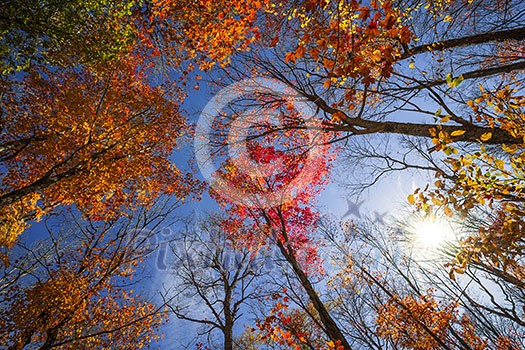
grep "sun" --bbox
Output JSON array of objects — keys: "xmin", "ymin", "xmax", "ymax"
[{"xmin": 408, "ymin": 214, "xmax": 456, "ymax": 249}]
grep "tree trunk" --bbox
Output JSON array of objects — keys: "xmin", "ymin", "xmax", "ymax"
[
  {"xmin": 0, "ymin": 166, "xmax": 78, "ymax": 209},
  {"xmin": 275, "ymin": 240, "xmax": 353, "ymax": 350},
  {"xmin": 402, "ymin": 27, "xmax": 525, "ymax": 58},
  {"xmin": 332, "ymin": 118, "xmax": 520, "ymax": 145},
  {"xmin": 223, "ymin": 283, "xmax": 234, "ymax": 350}
]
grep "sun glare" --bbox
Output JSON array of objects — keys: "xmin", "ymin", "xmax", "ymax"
[{"xmin": 409, "ymin": 215, "xmax": 456, "ymax": 249}]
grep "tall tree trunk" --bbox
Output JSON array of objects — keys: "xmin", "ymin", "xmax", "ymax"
[
  {"xmin": 223, "ymin": 281, "xmax": 234, "ymax": 350},
  {"xmin": 302, "ymin": 89, "xmax": 522, "ymax": 145},
  {"xmin": 275, "ymin": 240, "xmax": 353, "ymax": 350}
]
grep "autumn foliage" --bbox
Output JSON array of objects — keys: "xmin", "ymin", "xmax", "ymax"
[
  {"xmin": 0, "ymin": 56, "xmax": 190, "ymax": 249},
  {"xmin": 2, "ymin": 0, "xmax": 525, "ymax": 349},
  {"xmin": 0, "ymin": 215, "xmax": 167, "ymax": 349}
]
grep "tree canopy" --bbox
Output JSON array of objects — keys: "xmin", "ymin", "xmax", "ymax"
[{"xmin": 1, "ymin": 0, "xmax": 525, "ymax": 349}]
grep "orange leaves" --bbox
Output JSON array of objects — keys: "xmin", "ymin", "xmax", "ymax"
[
  {"xmin": 284, "ymin": 51, "xmax": 297, "ymax": 64},
  {"xmin": 294, "ymin": 45, "xmax": 306, "ymax": 60},
  {"xmin": 0, "ymin": 220, "xmax": 166, "ymax": 349},
  {"xmin": 147, "ymin": 0, "xmax": 268, "ymax": 70},
  {"xmin": 358, "ymin": 6, "xmax": 371, "ymax": 21},
  {"xmin": 276, "ymin": 0, "xmax": 414, "ymax": 87},
  {"xmin": 255, "ymin": 297, "xmax": 327, "ymax": 349},
  {"xmin": 376, "ymin": 291, "xmax": 487, "ymax": 350},
  {"xmin": 0, "ymin": 56, "xmax": 193, "ymax": 248}
]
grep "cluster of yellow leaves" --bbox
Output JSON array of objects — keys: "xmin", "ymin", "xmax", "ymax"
[
  {"xmin": 0, "ymin": 193, "xmax": 42, "ymax": 250},
  {"xmin": 376, "ymin": 291, "xmax": 498, "ymax": 350},
  {"xmin": 410, "ymin": 83, "xmax": 525, "ymax": 280}
]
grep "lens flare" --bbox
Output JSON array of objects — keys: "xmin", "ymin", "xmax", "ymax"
[{"xmin": 409, "ymin": 215, "xmax": 455, "ymax": 249}]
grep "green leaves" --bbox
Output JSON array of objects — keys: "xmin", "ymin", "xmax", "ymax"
[
  {"xmin": 446, "ymin": 73, "xmax": 464, "ymax": 88},
  {"xmin": 0, "ymin": 0, "xmax": 138, "ymax": 71}
]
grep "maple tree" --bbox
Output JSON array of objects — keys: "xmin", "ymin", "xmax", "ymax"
[
  {"xmin": 0, "ymin": 55, "xmax": 195, "ymax": 252},
  {"xmin": 204, "ymin": 105, "xmax": 353, "ymax": 348}
]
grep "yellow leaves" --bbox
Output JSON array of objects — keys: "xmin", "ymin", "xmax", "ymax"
[
  {"xmin": 331, "ymin": 111, "xmax": 346, "ymax": 123},
  {"xmin": 0, "ymin": 193, "xmax": 43, "ymax": 251},
  {"xmin": 478, "ymin": 83, "xmax": 485, "ymax": 92},
  {"xmin": 440, "ymin": 115, "xmax": 450, "ymax": 123},
  {"xmin": 409, "ymin": 61, "xmax": 415, "ymax": 68},
  {"xmin": 446, "ymin": 74, "xmax": 464, "ymax": 88},
  {"xmin": 443, "ymin": 15, "xmax": 452, "ymax": 22},
  {"xmin": 450, "ymin": 129, "xmax": 466, "ymax": 137},
  {"xmin": 326, "ymin": 340, "xmax": 345, "ymax": 350},
  {"xmin": 407, "ymin": 194, "xmax": 416, "ymax": 205},
  {"xmin": 431, "ymin": 197, "xmax": 442, "ymax": 206},
  {"xmin": 424, "ymin": 86, "xmax": 525, "ymax": 283},
  {"xmin": 494, "ymin": 159, "xmax": 505, "ymax": 171},
  {"xmin": 480, "ymin": 132, "xmax": 492, "ymax": 142}
]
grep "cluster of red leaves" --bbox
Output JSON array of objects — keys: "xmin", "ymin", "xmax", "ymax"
[{"xmin": 210, "ymin": 110, "xmax": 335, "ymax": 273}]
